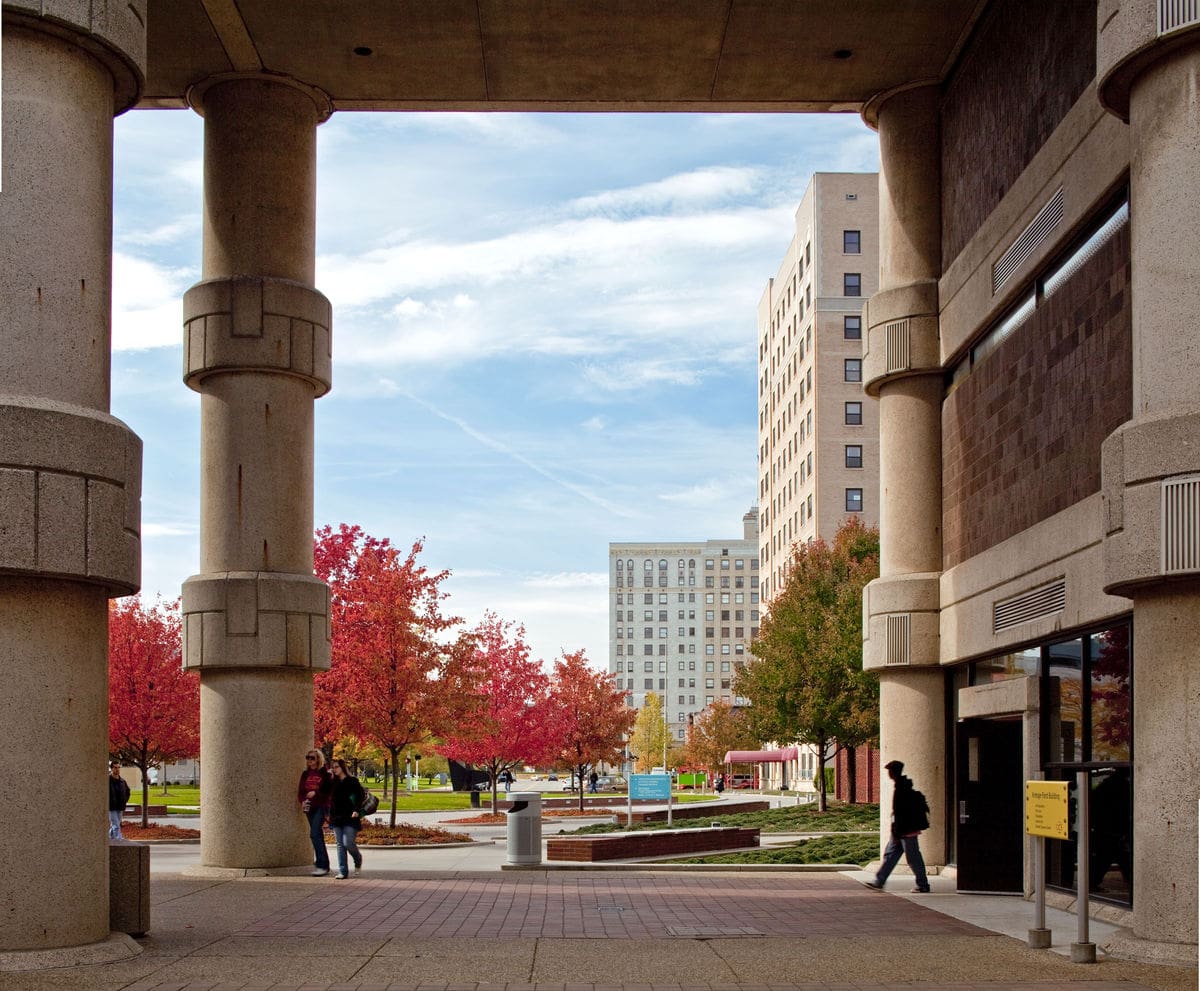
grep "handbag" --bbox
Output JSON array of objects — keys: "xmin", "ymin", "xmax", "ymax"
[{"xmin": 359, "ymin": 790, "xmax": 379, "ymax": 817}]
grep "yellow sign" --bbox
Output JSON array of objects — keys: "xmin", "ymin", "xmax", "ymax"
[{"xmin": 1025, "ymin": 780, "xmax": 1070, "ymax": 839}]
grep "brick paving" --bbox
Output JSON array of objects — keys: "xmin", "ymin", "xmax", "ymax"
[{"xmin": 237, "ymin": 874, "xmax": 987, "ymax": 940}]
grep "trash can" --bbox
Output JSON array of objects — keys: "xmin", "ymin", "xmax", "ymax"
[
  {"xmin": 470, "ymin": 789, "xmax": 480, "ymax": 808},
  {"xmin": 505, "ymin": 791, "xmax": 542, "ymax": 865}
]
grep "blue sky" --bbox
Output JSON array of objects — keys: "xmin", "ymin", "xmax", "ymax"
[{"xmin": 111, "ymin": 109, "xmax": 878, "ymax": 667}]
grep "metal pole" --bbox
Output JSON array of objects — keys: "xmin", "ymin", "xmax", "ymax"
[{"xmin": 1071, "ymin": 770, "xmax": 1096, "ymax": 963}]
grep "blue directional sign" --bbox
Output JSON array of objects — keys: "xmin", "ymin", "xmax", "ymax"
[{"xmin": 629, "ymin": 773, "xmax": 672, "ymax": 800}]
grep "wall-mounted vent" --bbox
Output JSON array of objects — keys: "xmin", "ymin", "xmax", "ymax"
[
  {"xmin": 992, "ymin": 188, "xmax": 1064, "ymax": 294},
  {"xmin": 1162, "ymin": 475, "xmax": 1200, "ymax": 573},
  {"xmin": 1159, "ymin": 0, "xmax": 1200, "ymax": 35},
  {"xmin": 885, "ymin": 613, "xmax": 911, "ymax": 665},
  {"xmin": 885, "ymin": 319, "xmax": 911, "ymax": 373},
  {"xmin": 993, "ymin": 579, "xmax": 1066, "ymax": 633}
]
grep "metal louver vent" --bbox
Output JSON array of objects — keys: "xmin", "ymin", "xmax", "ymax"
[
  {"xmin": 885, "ymin": 319, "xmax": 910, "ymax": 373},
  {"xmin": 1160, "ymin": 0, "xmax": 1200, "ymax": 35},
  {"xmin": 993, "ymin": 579, "xmax": 1066, "ymax": 633},
  {"xmin": 993, "ymin": 189, "xmax": 1064, "ymax": 294},
  {"xmin": 885, "ymin": 614, "xmax": 911, "ymax": 665},
  {"xmin": 1162, "ymin": 475, "xmax": 1200, "ymax": 573}
]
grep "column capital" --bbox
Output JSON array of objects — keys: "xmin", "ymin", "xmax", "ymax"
[
  {"xmin": 183, "ymin": 277, "xmax": 332, "ymax": 395},
  {"xmin": 4, "ymin": 1, "xmax": 145, "ymax": 111},
  {"xmin": 182, "ymin": 571, "xmax": 331, "ymax": 671},
  {"xmin": 862, "ymin": 280, "xmax": 941, "ymax": 397},
  {"xmin": 186, "ymin": 71, "xmax": 334, "ymax": 123},
  {"xmin": 862, "ymin": 573, "xmax": 941, "ymax": 672},
  {"xmin": 1102, "ymin": 408, "xmax": 1200, "ymax": 595},
  {"xmin": 0, "ymin": 397, "xmax": 140, "ymax": 594},
  {"xmin": 1098, "ymin": 0, "xmax": 1200, "ymax": 121}
]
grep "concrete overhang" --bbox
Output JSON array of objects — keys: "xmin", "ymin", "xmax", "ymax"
[{"xmin": 140, "ymin": 0, "xmax": 986, "ymax": 114}]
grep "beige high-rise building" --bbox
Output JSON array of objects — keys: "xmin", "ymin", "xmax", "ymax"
[
  {"xmin": 609, "ymin": 511, "xmax": 759, "ymax": 742},
  {"xmin": 757, "ymin": 173, "xmax": 880, "ymax": 603}
]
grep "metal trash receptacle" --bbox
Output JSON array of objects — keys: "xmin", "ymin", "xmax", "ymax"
[{"xmin": 505, "ymin": 791, "xmax": 542, "ymax": 865}]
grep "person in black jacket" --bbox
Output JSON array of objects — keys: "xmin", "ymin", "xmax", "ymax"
[
  {"xmin": 867, "ymin": 759, "xmax": 930, "ymax": 893},
  {"xmin": 328, "ymin": 759, "xmax": 365, "ymax": 880},
  {"xmin": 108, "ymin": 761, "xmax": 131, "ymax": 840}
]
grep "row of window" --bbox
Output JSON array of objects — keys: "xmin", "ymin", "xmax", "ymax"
[
  {"xmin": 616, "ymin": 642, "xmax": 752, "ymax": 656},
  {"xmin": 613, "ymin": 591, "xmax": 759, "ymax": 606},
  {"xmin": 614, "ymin": 557, "xmax": 756, "ymax": 570},
  {"xmin": 614, "ymin": 574, "xmax": 759, "ymax": 588},
  {"xmin": 614, "ymin": 608, "xmax": 757, "ymax": 622},
  {"xmin": 614, "ymin": 659, "xmax": 738, "ymax": 673}
]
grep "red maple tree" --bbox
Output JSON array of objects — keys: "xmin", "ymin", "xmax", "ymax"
[
  {"xmin": 439, "ymin": 613, "xmax": 561, "ymax": 808},
  {"xmin": 315, "ymin": 524, "xmax": 479, "ymax": 825},
  {"xmin": 551, "ymin": 649, "xmax": 636, "ymax": 812},
  {"xmin": 108, "ymin": 596, "xmax": 198, "ymax": 826}
]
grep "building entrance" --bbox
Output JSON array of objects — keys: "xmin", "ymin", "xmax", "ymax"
[{"xmin": 955, "ymin": 717, "xmax": 1023, "ymax": 893}]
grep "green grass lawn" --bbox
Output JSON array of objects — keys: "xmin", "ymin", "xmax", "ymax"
[
  {"xmin": 564, "ymin": 801, "xmax": 880, "ymax": 835},
  {"xmin": 665, "ymin": 832, "xmax": 880, "ymax": 865}
]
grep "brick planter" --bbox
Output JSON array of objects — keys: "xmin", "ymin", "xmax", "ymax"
[{"xmin": 546, "ymin": 827, "xmax": 759, "ymax": 862}]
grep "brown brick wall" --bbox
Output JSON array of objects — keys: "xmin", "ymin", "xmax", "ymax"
[
  {"xmin": 835, "ymin": 745, "xmax": 880, "ymax": 804},
  {"xmin": 940, "ymin": 0, "xmax": 1096, "ymax": 266},
  {"xmin": 942, "ymin": 221, "xmax": 1132, "ymax": 569}
]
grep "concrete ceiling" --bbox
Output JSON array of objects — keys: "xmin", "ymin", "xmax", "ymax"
[{"xmin": 141, "ymin": 1, "xmax": 986, "ymax": 113}]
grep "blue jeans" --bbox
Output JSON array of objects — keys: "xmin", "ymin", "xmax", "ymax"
[
  {"xmin": 108, "ymin": 811, "xmax": 124, "ymax": 840},
  {"xmin": 332, "ymin": 823, "xmax": 361, "ymax": 875},
  {"xmin": 875, "ymin": 833, "xmax": 928, "ymax": 889},
  {"xmin": 307, "ymin": 807, "xmax": 329, "ymax": 870}
]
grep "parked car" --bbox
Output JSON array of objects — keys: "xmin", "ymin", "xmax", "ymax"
[
  {"xmin": 730, "ymin": 774, "xmax": 757, "ymax": 789},
  {"xmin": 547, "ymin": 773, "xmax": 558, "ymax": 781}
]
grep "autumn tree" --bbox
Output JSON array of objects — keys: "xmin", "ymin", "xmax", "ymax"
[
  {"xmin": 550, "ymin": 649, "xmax": 637, "ymax": 811},
  {"xmin": 682, "ymin": 699, "xmax": 758, "ymax": 781},
  {"xmin": 439, "ymin": 613, "xmax": 561, "ymax": 808},
  {"xmin": 108, "ymin": 596, "xmax": 199, "ymax": 826},
  {"xmin": 736, "ymin": 518, "xmax": 880, "ymax": 810},
  {"xmin": 628, "ymin": 692, "xmax": 669, "ymax": 772},
  {"xmin": 315, "ymin": 524, "xmax": 481, "ymax": 826}
]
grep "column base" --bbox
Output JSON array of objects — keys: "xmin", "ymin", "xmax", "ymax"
[
  {"xmin": 1101, "ymin": 927, "xmax": 1200, "ymax": 967},
  {"xmin": 0, "ymin": 933, "xmax": 140, "ymax": 973}
]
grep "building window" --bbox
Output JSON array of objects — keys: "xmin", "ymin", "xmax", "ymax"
[
  {"xmin": 845, "ymin": 401, "xmax": 862, "ymax": 425},
  {"xmin": 846, "ymin": 488, "xmax": 863, "ymax": 512},
  {"xmin": 844, "ymin": 273, "xmax": 861, "ymax": 296},
  {"xmin": 844, "ymin": 359, "xmax": 862, "ymax": 382},
  {"xmin": 844, "ymin": 315, "xmax": 862, "ymax": 340},
  {"xmin": 843, "ymin": 230, "xmax": 861, "ymax": 254},
  {"xmin": 845, "ymin": 445, "xmax": 863, "ymax": 468}
]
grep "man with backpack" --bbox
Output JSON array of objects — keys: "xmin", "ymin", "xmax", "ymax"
[{"xmin": 866, "ymin": 759, "xmax": 931, "ymax": 893}]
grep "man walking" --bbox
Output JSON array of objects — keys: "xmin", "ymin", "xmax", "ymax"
[
  {"xmin": 867, "ymin": 759, "xmax": 930, "ymax": 893},
  {"xmin": 108, "ymin": 761, "xmax": 131, "ymax": 840}
]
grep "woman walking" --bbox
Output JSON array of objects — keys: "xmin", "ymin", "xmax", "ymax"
[
  {"xmin": 298, "ymin": 749, "xmax": 333, "ymax": 876},
  {"xmin": 329, "ymin": 759, "xmax": 365, "ymax": 879}
]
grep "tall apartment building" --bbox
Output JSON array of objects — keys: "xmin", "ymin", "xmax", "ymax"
[
  {"xmin": 608, "ymin": 510, "xmax": 760, "ymax": 741},
  {"xmin": 757, "ymin": 173, "xmax": 880, "ymax": 604}
]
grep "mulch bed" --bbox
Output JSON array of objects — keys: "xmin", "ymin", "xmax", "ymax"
[
  {"xmin": 121, "ymin": 822, "xmax": 201, "ymax": 840},
  {"xmin": 118, "ymin": 822, "xmax": 471, "ymax": 845},
  {"xmin": 443, "ymin": 809, "xmax": 613, "ymax": 825}
]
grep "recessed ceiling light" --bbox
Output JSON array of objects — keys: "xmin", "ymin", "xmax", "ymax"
[
  {"xmin": 353, "ymin": 46, "xmax": 373, "ymax": 57},
  {"xmin": 832, "ymin": 49, "xmax": 852, "ymax": 60}
]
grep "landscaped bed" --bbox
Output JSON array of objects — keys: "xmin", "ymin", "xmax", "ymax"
[
  {"xmin": 119, "ymin": 821, "xmax": 472, "ymax": 845},
  {"xmin": 564, "ymin": 801, "xmax": 880, "ymax": 836},
  {"xmin": 665, "ymin": 832, "xmax": 879, "ymax": 866}
]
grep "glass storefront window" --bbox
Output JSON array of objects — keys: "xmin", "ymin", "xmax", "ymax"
[
  {"xmin": 1046, "ymin": 638, "xmax": 1083, "ymax": 763},
  {"xmin": 1090, "ymin": 628, "xmax": 1131, "ymax": 762},
  {"xmin": 971, "ymin": 647, "xmax": 1040, "ymax": 685}
]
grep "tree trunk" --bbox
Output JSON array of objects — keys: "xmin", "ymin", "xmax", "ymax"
[
  {"xmin": 140, "ymin": 757, "xmax": 150, "ymax": 828},
  {"xmin": 161, "ymin": 767, "xmax": 169, "ymax": 796},
  {"xmin": 389, "ymin": 748, "xmax": 401, "ymax": 828}
]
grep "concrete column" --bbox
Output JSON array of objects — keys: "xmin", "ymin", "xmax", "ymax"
[
  {"xmin": 0, "ymin": 7, "xmax": 143, "ymax": 958},
  {"xmin": 1099, "ymin": 3, "xmax": 1200, "ymax": 954},
  {"xmin": 181, "ymin": 77, "xmax": 332, "ymax": 870},
  {"xmin": 860, "ymin": 84, "xmax": 947, "ymax": 865}
]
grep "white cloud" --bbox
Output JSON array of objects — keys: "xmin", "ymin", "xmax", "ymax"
[
  {"xmin": 569, "ymin": 166, "xmax": 763, "ymax": 215},
  {"xmin": 581, "ymin": 416, "xmax": 607, "ymax": 432},
  {"xmin": 118, "ymin": 215, "xmax": 201, "ymax": 248},
  {"xmin": 142, "ymin": 521, "xmax": 199, "ymax": 539},
  {"xmin": 522, "ymin": 572, "xmax": 608, "ymax": 590},
  {"xmin": 111, "ymin": 252, "xmax": 195, "ymax": 350}
]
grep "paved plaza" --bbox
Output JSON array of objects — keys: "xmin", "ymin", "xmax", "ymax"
[{"xmin": 3, "ymin": 858, "xmax": 1195, "ymax": 991}]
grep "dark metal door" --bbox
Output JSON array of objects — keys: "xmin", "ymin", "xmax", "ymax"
[{"xmin": 956, "ymin": 718, "xmax": 1024, "ymax": 892}]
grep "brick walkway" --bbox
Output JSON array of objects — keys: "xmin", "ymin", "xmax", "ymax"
[{"xmin": 237, "ymin": 874, "xmax": 988, "ymax": 939}]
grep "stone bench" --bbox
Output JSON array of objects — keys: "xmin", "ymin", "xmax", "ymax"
[
  {"xmin": 546, "ymin": 826, "xmax": 759, "ymax": 862},
  {"xmin": 109, "ymin": 840, "xmax": 150, "ymax": 937}
]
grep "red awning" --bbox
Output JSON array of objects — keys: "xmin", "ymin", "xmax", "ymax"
[{"xmin": 723, "ymin": 747, "xmax": 799, "ymax": 763}]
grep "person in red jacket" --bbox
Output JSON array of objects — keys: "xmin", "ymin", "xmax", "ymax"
[{"xmin": 297, "ymin": 749, "xmax": 333, "ymax": 876}]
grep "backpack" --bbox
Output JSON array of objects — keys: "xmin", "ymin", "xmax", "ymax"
[
  {"xmin": 359, "ymin": 790, "xmax": 379, "ymax": 817},
  {"xmin": 911, "ymin": 789, "xmax": 930, "ymax": 831}
]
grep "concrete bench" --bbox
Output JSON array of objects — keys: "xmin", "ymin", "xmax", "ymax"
[
  {"xmin": 546, "ymin": 826, "xmax": 759, "ymax": 862},
  {"xmin": 109, "ymin": 840, "xmax": 150, "ymax": 937}
]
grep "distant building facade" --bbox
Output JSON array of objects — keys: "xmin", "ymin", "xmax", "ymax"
[
  {"xmin": 756, "ymin": 172, "xmax": 880, "ymax": 603},
  {"xmin": 608, "ymin": 511, "xmax": 759, "ymax": 740}
]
